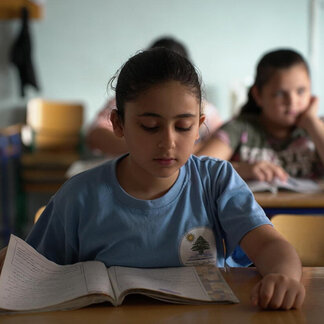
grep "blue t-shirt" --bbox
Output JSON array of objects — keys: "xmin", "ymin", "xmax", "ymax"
[{"xmin": 26, "ymin": 155, "xmax": 271, "ymax": 267}]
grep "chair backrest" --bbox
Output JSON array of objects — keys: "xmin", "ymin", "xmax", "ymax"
[
  {"xmin": 34, "ymin": 206, "xmax": 46, "ymax": 223},
  {"xmin": 271, "ymin": 214, "xmax": 324, "ymax": 266},
  {"xmin": 26, "ymin": 98, "xmax": 83, "ymax": 151}
]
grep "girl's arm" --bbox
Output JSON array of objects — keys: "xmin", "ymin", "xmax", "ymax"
[
  {"xmin": 298, "ymin": 96, "xmax": 324, "ymax": 165},
  {"xmin": 196, "ymin": 137, "xmax": 234, "ymax": 160},
  {"xmin": 240, "ymin": 225, "xmax": 305, "ymax": 309},
  {"xmin": 197, "ymin": 139, "xmax": 287, "ymax": 181},
  {"xmin": 232, "ymin": 161, "xmax": 288, "ymax": 182},
  {"xmin": 86, "ymin": 126, "xmax": 128, "ymax": 156}
]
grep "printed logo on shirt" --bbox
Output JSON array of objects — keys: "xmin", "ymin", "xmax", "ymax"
[{"xmin": 179, "ymin": 227, "xmax": 217, "ymax": 266}]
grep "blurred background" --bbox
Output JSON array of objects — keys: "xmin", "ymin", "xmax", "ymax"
[
  {"xmin": 0, "ymin": 0, "xmax": 324, "ymax": 246},
  {"xmin": 1, "ymin": 0, "xmax": 323, "ymax": 127}
]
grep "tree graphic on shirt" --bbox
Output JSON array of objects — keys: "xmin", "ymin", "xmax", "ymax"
[{"xmin": 191, "ymin": 236, "xmax": 210, "ymax": 255}]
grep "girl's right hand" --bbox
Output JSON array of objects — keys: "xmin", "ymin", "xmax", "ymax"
[
  {"xmin": 297, "ymin": 96, "xmax": 319, "ymax": 131},
  {"xmin": 234, "ymin": 161, "xmax": 288, "ymax": 182}
]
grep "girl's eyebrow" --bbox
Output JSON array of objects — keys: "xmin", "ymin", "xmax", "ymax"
[{"xmin": 137, "ymin": 113, "xmax": 197, "ymax": 118}]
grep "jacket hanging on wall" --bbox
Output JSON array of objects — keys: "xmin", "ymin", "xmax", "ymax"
[{"xmin": 10, "ymin": 7, "xmax": 39, "ymax": 97}]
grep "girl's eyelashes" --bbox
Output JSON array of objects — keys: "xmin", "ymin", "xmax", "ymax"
[
  {"xmin": 141, "ymin": 125, "xmax": 159, "ymax": 132},
  {"xmin": 176, "ymin": 126, "xmax": 192, "ymax": 132},
  {"xmin": 140, "ymin": 124, "xmax": 193, "ymax": 132}
]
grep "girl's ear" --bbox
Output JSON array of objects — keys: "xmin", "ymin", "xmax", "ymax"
[
  {"xmin": 196, "ymin": 114, "xmax": 206, "ymax": 140},
  {"xmin": 110, "ymin": 109, "xmax": 124, "ymax": 138},
  {"xmin": 251, "ymin": 85, "xmax": 262, "ymax": 107},
  {"xmin": 199, "ymin": 114, "xmax": 206, "ymax": 127}
]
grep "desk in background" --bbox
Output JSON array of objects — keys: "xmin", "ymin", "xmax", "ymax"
[
  {"xmin": 254, "ymin": 188, "xmax": 324, "ymax": 217},
  {"xmin": 21, "ymin": 151, "xmax": 80, "ymax": 193},
  {"xmin": 0, "ymin": 267, "xmax": 322, "ymax": 324},
  {"xmin": 17, "ymin": 151, "xmax": 80, "ymax": 237}
]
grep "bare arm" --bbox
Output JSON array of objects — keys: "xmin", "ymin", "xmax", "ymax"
[
  {"xmin": 197, "ymin": 138, "xmax": 288, "ymax": 181},
  {"xmin": 86, "ymin": 127, "xmax": 128, "ymax": 156},
  {"xmin": 298, "ymin": 96, "xmax": 324, "ymax": 166},
  {"xmin": 196, "ymin": 137, "xmax": 234, "ymax": 160},
  {"xmin": 240, "ymin": 225, "xmax": 305, "ymax": 309},
  {"xmin": 232, "ymin": 161, "xmax": 288, "ymax": 182}
]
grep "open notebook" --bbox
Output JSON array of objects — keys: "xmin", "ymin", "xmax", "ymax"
[
  {"xmin": 0, "ymin": 235, "xmax": 239, "ymax": 313},
  {"xmin": 247, "ymin": 177, "xmax": 322, "ymax": 194}
]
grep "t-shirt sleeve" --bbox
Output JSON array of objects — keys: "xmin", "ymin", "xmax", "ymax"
[
  {"xmin": 211, "ymin": 161, "xmax": 272, "ymax": 259},
  {"xmin": 213, "ymin": 118, "xmax": 245, "ymax": 151},
  {"xmin": 25, "ymin": 192, "xmax": 80, "ymax": 265}
]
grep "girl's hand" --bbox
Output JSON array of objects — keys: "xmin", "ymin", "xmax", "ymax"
[
  {"xmin": 235, "ymin": 161, "xmax": 288, "ymax": 182},
  {"xmin": 297, "ymin": 96, "xmax": 319, "ymax": 130},
  {"xmin": 250, "ymin": 273, "xmax": 305, "ymax": 310}
]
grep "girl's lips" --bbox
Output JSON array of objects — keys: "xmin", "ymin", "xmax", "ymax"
[{"xmin": 154, "ymin": 158, "xmax": 176, "ymax": 166}]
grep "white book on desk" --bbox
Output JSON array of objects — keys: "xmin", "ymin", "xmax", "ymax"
[
  {"xmin": 0, "ymin": 235, "xmax": 239, "ymax": 314},
  {"xmin": 247, "ymin": 177, "xmax": 322, "ymax": 194}
]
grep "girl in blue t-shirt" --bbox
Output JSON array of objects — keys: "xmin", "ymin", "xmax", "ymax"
[{"xmin": 0, "ymin": 48, "xmax": 304, "ymax": 310}]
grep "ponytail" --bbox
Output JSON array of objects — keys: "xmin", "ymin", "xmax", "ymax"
[{"xmin": 239, "ymin": 87, "xmax": 261, "ymax": 115}]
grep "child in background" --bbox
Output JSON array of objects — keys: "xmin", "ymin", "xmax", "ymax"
[
  {"xmin": 197, "ymin": 49, "xmax": 324, "ymax": 182},
  {"xmin": 0, "ymin": 48, "xmax": 304, "ymax": 310},
  {"xmin": 86, "ymin": 36, "xmax": 222, "ymax": 156}
]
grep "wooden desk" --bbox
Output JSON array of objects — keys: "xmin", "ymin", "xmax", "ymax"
[
  {"xmin": 0, "ymin": 267, "xmax": 322, "ymax": 324},
  {"xmin": 254, "ymin": 190, "xmax": 324, "ymax": 216},
  {"xmin": 21, "ymin": 151, "xmax": 80, "ymax": 193}
]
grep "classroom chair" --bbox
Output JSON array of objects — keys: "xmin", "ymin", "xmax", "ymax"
[
  {"xmin": 34, "ymin": 205, "xmax": 46, "ymax": 223},
  {"xmin": 271, "ymin": 214, "xmax": 324, "ymax": 266},
  {"xmin": 25, "ymin": 98, "xmax": 84, "ymax": 151}
]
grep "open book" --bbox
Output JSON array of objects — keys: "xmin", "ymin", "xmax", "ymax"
[
  {"xmin": 247, "ymin": 177, "xmax": 322, "ymax": 194},
  {"xmin": 0, "ymin": 235, "xmax": 239, "ymax": 313}
]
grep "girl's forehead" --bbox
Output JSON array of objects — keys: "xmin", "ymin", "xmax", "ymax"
[
  {"xmin": 125, "ymin": 81, "xmax": 200, "ymax": 115},
  {"xmin": 266, "ymin": 65, "xmax": 310, "ymax": 87}
]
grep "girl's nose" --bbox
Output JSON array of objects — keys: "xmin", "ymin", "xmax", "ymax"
[
  {"xmin": 158, "ymin": 128, "xmax": 176, "ymax": 149},
  {"xmin": 286, "ymin": 92, "xmax": 298, "ymax": 107}
]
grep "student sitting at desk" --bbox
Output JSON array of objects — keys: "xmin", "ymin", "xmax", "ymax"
[
  {"xmin": 86, "ymin": 36, "xmax": 222, "ymax": 156},
  {"xmin": 0, "ymin": 48, "xmax": 305, "ymax": 310},
  {"xmin": 197, "ymin": 49, "xmax": 324, "ymax": 182}
]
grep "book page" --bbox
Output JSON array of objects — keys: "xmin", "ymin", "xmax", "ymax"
[
  {"xmin": 247, "ymin": 177, "xmax": 322, "ymax": 194},
  {"xmin": 109, "ymin": 266, "xmax": 210, "ymax": 304},
  {"xmin": 247, "ymin": 180, "xmax": 276, "ymax": 193},
  {"xmin": 108, "ymin": 265, "xmax": 238, "ymax": 305},
  {"xmin": 0, "ymin": 235, "xmax": 112, "ymax": 311},
  {"xmin": 274, "ymin": 177, "xmax": 322, "ymax": 193}
]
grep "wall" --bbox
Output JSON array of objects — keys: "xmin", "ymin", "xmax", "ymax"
[{"xmin": 0, "ymin": 0, "xmax": 323, "ymax": 128}]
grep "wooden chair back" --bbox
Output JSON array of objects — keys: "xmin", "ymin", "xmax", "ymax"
[
  {"xmin": 34, "ymin": 206, "xmax": 46, "ymax": 223},
  {"xmin": 271, "ymin": 214, "xmax": 324, "ymax": 266}
]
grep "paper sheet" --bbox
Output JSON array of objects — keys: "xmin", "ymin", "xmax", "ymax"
[{"xmin": 0, "ymin": 235, "xmax": 111, "ymax": 311}]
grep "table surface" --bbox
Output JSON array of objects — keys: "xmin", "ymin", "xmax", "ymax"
[
  {"xmin": 254, "ymin": 190, "xmax": 324, "ymax": 208},
  {"xmin": 1, "ymin": 267, "xmax": 323, "ymax": 324}
]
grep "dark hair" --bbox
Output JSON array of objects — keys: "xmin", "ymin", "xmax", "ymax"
[
  {"xmin": 113, "ymin": 47, "xmax": 201, "ymax": 122},
  {"xmin": 240, "ymin": 49, "xmax": 309, "ymax": 115},
  {"xmin": 149, "ymin": 36, "xmax": 189, "ymax": 59}
]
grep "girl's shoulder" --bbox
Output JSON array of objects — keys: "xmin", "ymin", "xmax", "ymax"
[
  {"xmin": 223, "ymin": 113, "xmax": 260, "ymax": 128},
  {"xmin": 187, "ymin": 155, "xmax": 234, "ymax": 179},
  {"xmin": 57, "ymin": 158, "xmax": 117, "ymax": 198}
]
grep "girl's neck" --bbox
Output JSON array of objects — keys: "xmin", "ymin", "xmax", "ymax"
[
  {"xmin": 259, "ymin": 115, "xmax": 292, "ymax": 140},
  {"xmin": 116, "ymin": 156, "xmax": 179, "ymax": 200}
]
